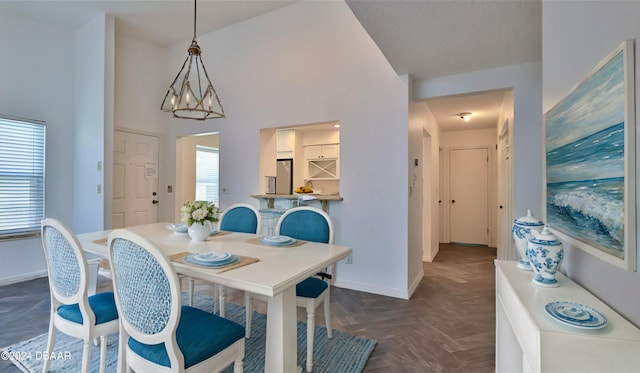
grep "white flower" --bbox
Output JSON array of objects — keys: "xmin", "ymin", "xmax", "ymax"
[
  {"xmin": 192, "ymin": 207, "xmax": 208, "ymax": 221},
  {"xmin": 181, "ymin": 200, "xmax": 219, "ymax": 225}
]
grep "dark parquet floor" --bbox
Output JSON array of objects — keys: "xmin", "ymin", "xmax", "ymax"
[{"xmin": 0, "ymin": 243, "xmax": 496, "ymax": 373}]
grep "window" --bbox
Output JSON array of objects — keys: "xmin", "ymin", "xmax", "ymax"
[
  {"xmin": 195, "ymin": 146, "xmax": 219, "ymax": 206},
  {"xmin": 0, "ymin": 116, "xmax": 45, "ymax": 239}
]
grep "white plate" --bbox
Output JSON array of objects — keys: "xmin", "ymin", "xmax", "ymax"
[
  {"xmin": 167, "ymin": 224, "xmax": 188, "ymax": 233},
  {"xmin": 184, "ymin": 254, "xmax": 239, "ymax": 267},
  {"xmin": 192, "ymin": 252, "xmax": 231, "ymax": 263},
  {"xmin": 262, "ymin": 235, "xmax": 293, "ymax": 243},
  {"xmin": 260, "ymin": 236, "xmax": 297, "ymax": 246},
  {"xmin": 544, "ymin": 301, "xmax": 608, "ymax": 329}
]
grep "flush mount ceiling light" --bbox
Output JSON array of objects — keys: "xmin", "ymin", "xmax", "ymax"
[
  {"xmin": 457, "ymin": 112, "xmax": 472, "ymax": 122},
  {"xmin": 161, "ymin": 0, "xmax": 224, "ymax": 120}
]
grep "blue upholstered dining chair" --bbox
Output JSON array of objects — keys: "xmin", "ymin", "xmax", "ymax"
[
  {"xmin": 219, "ymin": 203, "xmax": 262, "ymax": 235},
  {"xmin": 216, "ymin": 204, "xmax": 261, "ymax": 325},
  {"xmin": 246, "ymin": 206, "xmax": 335, "ymax": 373},
  {"xmin": 41, "ymin": 218, "xmax": 119, "ymax": 373},
  {"xmin": 108, "ymin": 229, "xmax": 245, "ymax": 373},
  {"xmin": 186, "ymin": 203, "xmax": 262, "ymax": 316}
]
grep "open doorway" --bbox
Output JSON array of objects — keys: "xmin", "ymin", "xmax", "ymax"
[
  {"xmin": 424, "ymin": 88, "xmax": 513, "ymax": 253},
  {"xmin": 174, "ymin": 132, "xmax": 219, "ymax": 222}
]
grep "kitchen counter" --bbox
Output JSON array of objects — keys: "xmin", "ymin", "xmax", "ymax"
[{"xmin": 250, "ymin": 194, "xmax": 343, "ymax": 213}]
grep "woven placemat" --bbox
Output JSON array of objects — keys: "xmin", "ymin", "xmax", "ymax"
[
  {"xmin": 246, "ymin": 237, "xmax": 307, "ymax": 247},
  {"xmin": 93, "ymin": 237, "xmax": 108, "ymax": 246},
  {"xmin": 93, "ymin": 230, "xmax": 231, "ymax": 246},
  {"xmin": 169, "ymin": 252, "xmax": 259, "ymax": 273},
  {"xmin": 209, "ymin": 230, "xmax": 233, "ymax": 237}
]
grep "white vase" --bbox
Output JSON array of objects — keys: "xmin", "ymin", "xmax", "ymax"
[
  {"xmin": 527, "ymin": 226, "xmax": 564, "ymax": 287},
  {"xmin": 188, "ymin": 221, "xmax": 211, "ymax": 241},
  {"xmin": 512, "ymin": 209, "xmax": 544, "ymax": 271}
]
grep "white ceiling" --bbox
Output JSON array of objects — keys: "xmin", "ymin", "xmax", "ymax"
[
  {"xmin": 1, "ymin": 0, "xmax": 541, "ymax": 132},
  {"xmin": 424, "ymin": 89, "xmax": 510, "ymax": 132}
]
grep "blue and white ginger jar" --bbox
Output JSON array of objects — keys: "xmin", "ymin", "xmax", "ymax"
[
  {"xmin": 512, "ymin": 209, "xmax": 544, "ymax": 271},
  {"xmin": 527, "ymin": 226, "xmax": 564, "ymax": 287}
]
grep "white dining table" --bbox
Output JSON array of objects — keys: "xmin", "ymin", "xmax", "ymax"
[{"xmin": 76, "ymin": 222, "xmax": 352, "ymax": 373}]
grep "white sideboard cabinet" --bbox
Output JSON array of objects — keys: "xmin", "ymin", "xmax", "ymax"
[{"xmin": 495, "ymin": 260, "xmax": 640, "ymax": 373}]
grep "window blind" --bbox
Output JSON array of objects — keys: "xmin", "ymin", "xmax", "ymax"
[
  {"xmin": 195, "ymin": 146, "xmax": 219, "ymax": 206},
  {"xmin": 0, "ymin": 116, "xmax": 45, "ymax": 239}
]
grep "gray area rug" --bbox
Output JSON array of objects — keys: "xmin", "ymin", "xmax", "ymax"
[{"xmin": 2, "ymin": 294, "xmax": 376, "ymax": 372}]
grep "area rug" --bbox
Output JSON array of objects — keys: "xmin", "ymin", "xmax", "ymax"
[{"xmin": 2, "ymin": 294, "xmax": 376, "ymax": 373}]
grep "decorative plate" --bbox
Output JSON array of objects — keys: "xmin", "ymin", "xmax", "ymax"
[
  {"xmin": 192, "ymin": 252, "xmax": 231, "ymax": 263},
  {"xmin": 184, "ymin": 253, "xmax": 239, "ymax": 267},
  {"xmin": 260, "ymin": 235, "xmax": 296, "ymax": 246},
  {"xmin": 544, "ymin": 301, "xmax": 608, "ymax": 329},
  {"xmin": 167, "ymin": 224, "xmax": 188, "ymax": 233}
]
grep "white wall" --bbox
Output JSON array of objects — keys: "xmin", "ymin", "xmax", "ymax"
[
  {"xmin": 543, "ymin": 1, "xmax": 640, "ymax": 326},
  {"xmin": 0, "ymin": 11, "xmax": 76, "ymax": 284},
  {"xmin": 72, "ymin": 15, "xmax": 113, "ymax": 234},
  {"xmin": 414, "ymin": 62, "xmax": 543, "ymax": 228},
  {"xmin": 115, "ymin": 1, "xmax": 411, "ymax": 297},
  {"xmin": 408, "ymin": 77, "xmax": 441, "ymax": 294},
  {"xmin": 113, "ymin": 35, "xmax": 173, "ymax": 222}
]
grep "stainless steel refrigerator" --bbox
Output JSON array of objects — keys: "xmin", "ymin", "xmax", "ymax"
[{"xmin": 276, "ymin": 158, "xmax": 293, "ymax": 194}]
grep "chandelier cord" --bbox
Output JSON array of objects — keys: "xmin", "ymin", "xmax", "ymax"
[{"xmin": 193, "ymin": 0, "xmax": 197, "ymax": 41}]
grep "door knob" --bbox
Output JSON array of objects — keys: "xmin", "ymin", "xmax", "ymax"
[
  {"xmin": 152, "ymin": 200, "xmax": 159, "ymax": 204},
  {"xmin": 451, "ymin": 200, "xmax": 456, "ymax": 203}
]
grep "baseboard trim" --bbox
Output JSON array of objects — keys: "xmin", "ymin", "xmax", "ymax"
[
  {"xmin": 333, "ymin": 280, "xmax": 409, "ymax": 300},
  {"xmin": 423, "ymin": 246, "xmax": 440, "ymax": 262},
  {"xmin": 408, "ymin": 268, "xmax": 424, "ymax": 298},
  {"xmin": 0, "ymin": 270, "xmax": 47, "ymax": 286}
]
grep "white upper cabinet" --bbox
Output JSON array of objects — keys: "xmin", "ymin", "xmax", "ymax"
[
  {"xmin": 276, "ymin": 129, "xmax": 295, "ymax": 159},
  {"xmin": 304, "ymin": 144, "xmax": 339, "ymax": 159},
  {"xmin": 304, "ymin": 143, "xmax": 340, "ymax": 180}
]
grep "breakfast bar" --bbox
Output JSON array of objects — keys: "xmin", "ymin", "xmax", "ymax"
[{"xmin": 250, "ymin": 194, "xmax": 343, "ymax": 213}]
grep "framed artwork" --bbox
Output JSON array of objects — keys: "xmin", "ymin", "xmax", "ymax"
[{"xmin": 544, "ymin": 40, "xmax": 636, "ymax": 271}]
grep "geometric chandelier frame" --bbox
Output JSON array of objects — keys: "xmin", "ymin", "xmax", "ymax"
[{"xmin": 161, "ymin": 0, "xmax": 225, "ymax": 120}]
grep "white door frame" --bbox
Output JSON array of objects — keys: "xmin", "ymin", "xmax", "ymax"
[{"xmin": 422, "ymin": 129, "xmax": 437, "ymax": 261}]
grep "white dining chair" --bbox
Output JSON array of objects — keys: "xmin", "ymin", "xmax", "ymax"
[
  {"xmin": 245, "ymin": 206, "xmax": 334, "ymax": 372},
  {"xmin": 218, "ymin": 204, "xmax": 262, "ymax": 317},
  {"xmin": 41, "ymin": 218, "xmax": 119, "ymax": 373},
  {"xmin": 108, "ymin": 229, "xmax": 245, "ymax": 372},
  {"xmin": 186, "ymin": 203, "xmax": 262, "ymax": 318}
]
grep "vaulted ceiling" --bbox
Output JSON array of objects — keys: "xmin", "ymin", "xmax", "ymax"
[{"xmin": 1, "ymin": 0, "xmax": 541, "ymax": 131}]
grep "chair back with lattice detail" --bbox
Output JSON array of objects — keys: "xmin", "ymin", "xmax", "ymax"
[
  {"xmin": 41, "ymin": 218, "xmax": 93, "ymax": 320},
  {"xmin": 109, "ymin": 229, "xmax": 185, "ymax": 368}
]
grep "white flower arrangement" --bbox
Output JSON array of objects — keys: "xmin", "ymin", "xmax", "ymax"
[{"xmin": 181, "ymin": 200, "xmax": 220, "ymax": 226}]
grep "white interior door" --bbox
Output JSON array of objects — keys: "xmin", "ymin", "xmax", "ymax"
[
  {"xmin": 450, "ymin": 148, "xmax": 488, "ymax": 245},
  {"xmin": 113, "ymin": 131, "xmax": 159, "ymax": 228}
]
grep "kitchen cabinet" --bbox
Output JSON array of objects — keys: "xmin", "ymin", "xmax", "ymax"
[
  {"xmin": 304, "ymin": 144, "xmax": 339, "ymax": 159},
  {"xmin": 304, "ymin": 144, "xmax": 339, "ymax": 180},
  {"xmin": 276, "ymin": 129, "xmax": 294, "ymax": 159}
]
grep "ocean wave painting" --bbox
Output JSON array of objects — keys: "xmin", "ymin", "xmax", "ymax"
[{"xmin": 545, "ymin": 43, "xmax": 632, "ymax": 263}]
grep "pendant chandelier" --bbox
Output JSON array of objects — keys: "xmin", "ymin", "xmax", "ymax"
[{"xmin": 161, "ymin": 0, "xmax": 225, "ymax": 120}]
